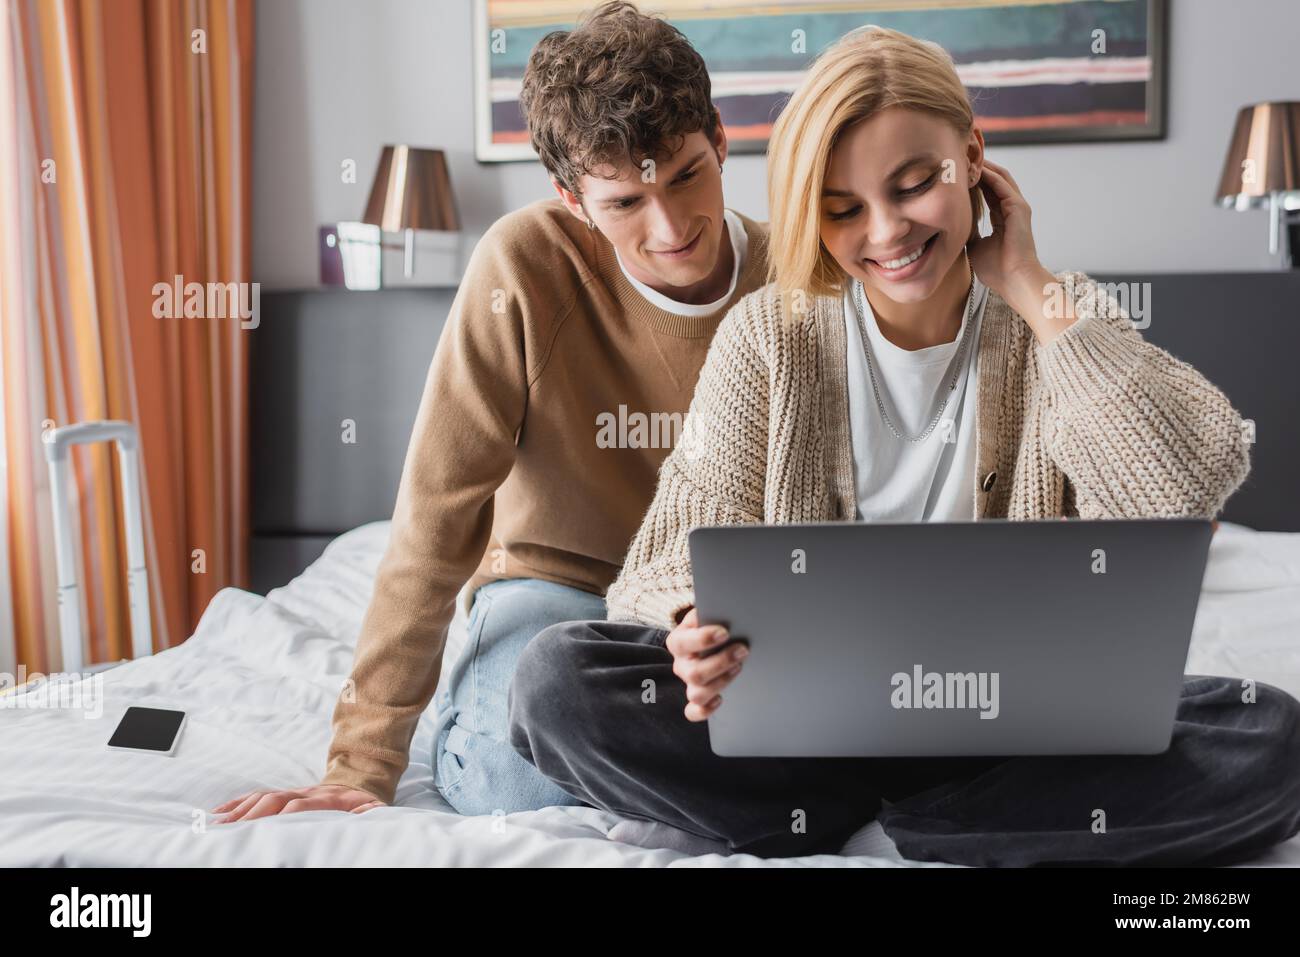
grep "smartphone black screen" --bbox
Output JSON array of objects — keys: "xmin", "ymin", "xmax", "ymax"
[{"xmin": 107, "ymin": 706, "xmax": 185, "ymax": 752}]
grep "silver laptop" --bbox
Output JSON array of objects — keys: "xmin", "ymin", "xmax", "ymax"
[{"xmin": 688, "ymin": 518, "xmax": 1214, "ymax": 758}]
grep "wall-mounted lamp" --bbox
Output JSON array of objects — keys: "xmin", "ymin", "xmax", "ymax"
[
  {"xmin": 362, "ymin": 145, "xmax": 460, "ymax": 279},
  {"xmin": 1215, "ymin": 101, "xmax": 1300, "ymax": 269}
]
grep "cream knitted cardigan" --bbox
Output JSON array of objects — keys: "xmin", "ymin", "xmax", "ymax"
[{"xmin": 604, "ymin": 270, "xmax": 1252, "ymax": 631}]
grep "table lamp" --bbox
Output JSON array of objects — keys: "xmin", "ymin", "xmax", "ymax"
[
  {"xmin": 361, "ymin": 145, "xmax": 460, "ymax": 278},
  {"xmin": 1215, "ymin": 101, "xmax": 1300, "ymax": 269}
]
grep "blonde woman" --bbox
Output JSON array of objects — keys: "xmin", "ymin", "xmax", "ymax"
[{"xmin": 506, "ymin": 26, "xmax": 1300, "ymax": 864}]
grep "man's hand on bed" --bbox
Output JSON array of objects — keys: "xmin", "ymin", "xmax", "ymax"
[
  {"xmin": 667, "ymin": 607, "xmax": 749, "ymax": 722},
  {"xmin": 210, "ymin": 784, "xmax": 385, "ymax": 823}
]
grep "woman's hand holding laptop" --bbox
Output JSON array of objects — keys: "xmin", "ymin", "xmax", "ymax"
[{"xmin": 666, "ymin": 607, "xmax": 749, "ymax": 721}]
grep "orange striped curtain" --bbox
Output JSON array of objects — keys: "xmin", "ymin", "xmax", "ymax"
[{"xmin": 0, "ymin": 0, "xmax": 254, "ymax": 674}]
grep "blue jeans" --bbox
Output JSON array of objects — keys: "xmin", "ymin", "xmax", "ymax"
[{"xmin": 431, "ymin": 577, "xmax": 606, "ymax": 815}]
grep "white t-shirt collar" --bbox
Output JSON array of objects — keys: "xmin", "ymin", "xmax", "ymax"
[{"xmin": 614, "ymin": 208, "xmax": 748, "ymax": 317}]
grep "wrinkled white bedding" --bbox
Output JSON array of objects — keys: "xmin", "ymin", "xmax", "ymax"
[{"xmin": 1, "ymin": 520, "xmax": 1296, "ymax": 867}]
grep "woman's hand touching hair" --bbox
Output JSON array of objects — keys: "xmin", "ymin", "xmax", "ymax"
[
  {"xmin": 967, "ymin": 159, "xmax": 1046, "ymax": 300},
  {"xmin": 969, "ymin": 159, "xmax": 1078, "ymax": 345}
]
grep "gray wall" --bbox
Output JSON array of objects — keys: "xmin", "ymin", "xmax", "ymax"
[{"xmin": 253, "ymin": 0, "xmax": 1298, "ymax": 286}]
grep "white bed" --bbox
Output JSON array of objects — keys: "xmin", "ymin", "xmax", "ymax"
[{"xmin": 1, "ymin": 519, "xmax": 1297, "ymax": 867}]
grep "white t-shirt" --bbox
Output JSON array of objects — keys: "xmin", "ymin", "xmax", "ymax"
[
  {"xmin": 844, "ymin": 276, "xmax": 988, "ymax": 522},
  {"xmin": 615, "ymin": 209, "xmax": 748, "ymax": 316}
]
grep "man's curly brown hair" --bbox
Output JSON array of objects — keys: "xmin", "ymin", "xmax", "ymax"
[{"xmin": 519, "ymin": 2, "xmax": 718, "ymax": 196}]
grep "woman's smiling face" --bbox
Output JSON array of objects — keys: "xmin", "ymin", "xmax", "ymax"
[{"xmin": 820, "ymin": 107, "xmax": 982, "ymax": 305}]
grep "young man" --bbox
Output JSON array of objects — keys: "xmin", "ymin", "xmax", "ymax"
[{"xmin": 211, "ymin": 1, "xmax": 769, "ymax": 822}]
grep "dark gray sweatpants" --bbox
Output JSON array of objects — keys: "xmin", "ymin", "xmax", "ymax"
[{"xmin": 506, "ymin": 618, "xmax": 1300, "ymax": 865}]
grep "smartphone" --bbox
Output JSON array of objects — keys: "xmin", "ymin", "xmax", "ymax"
[
  {"xmin": 106, "ymin": 706, "xmax": 187, "ymax": 756},
  {"xmin": 692, "ymin": 616, "xmax": 749, "ymax": 659}
]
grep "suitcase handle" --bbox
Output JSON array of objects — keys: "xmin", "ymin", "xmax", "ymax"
[{"xmin": 43, "ymin": 420, "xmax": 153, "ymax": 674}]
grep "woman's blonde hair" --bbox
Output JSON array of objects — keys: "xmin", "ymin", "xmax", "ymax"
[{"xmin": 766, "ymin": 25, "xmax": 984, "ymax": 304}]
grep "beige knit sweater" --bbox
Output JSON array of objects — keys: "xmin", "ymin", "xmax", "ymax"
[{"xmin": 604, "ymin": 271, "xmax": 1252, "ymax": 631}]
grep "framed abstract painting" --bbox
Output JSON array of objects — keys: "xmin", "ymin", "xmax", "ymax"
[{"xmin": 473, "ymin": 0, "xmax": 1167, "ymax": 161}]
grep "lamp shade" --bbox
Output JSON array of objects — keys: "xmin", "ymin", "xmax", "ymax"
[
  {"xmin": 1215, "ymin": 101, "xmax": 1300, "ymax": 210},
  {"xmin": 361, "ymin": 146, "xmax": 460, "ymax": 232}
]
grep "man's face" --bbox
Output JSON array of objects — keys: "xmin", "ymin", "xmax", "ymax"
[
  {"xmin": 557, "ymin": 124, "xmax": 729, "ymax": 294},
  {"xmin": 819, "ymin": 107, "xmax": 982, "ymax": 306}
]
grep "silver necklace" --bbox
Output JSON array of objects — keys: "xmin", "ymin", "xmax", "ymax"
[{"xmin": 850, "ymin": 276, "xmax": 977, "ymax": 444}]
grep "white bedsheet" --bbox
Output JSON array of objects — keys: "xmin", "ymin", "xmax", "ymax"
[{"xmin": 1, "ymin": 520, "xmax": 1296, "ymax": 867}]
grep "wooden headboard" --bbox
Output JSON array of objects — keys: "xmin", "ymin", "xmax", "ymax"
[{"xmin": 248, "ymin": 272, "xmax": 1299, "ymax": 593}]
